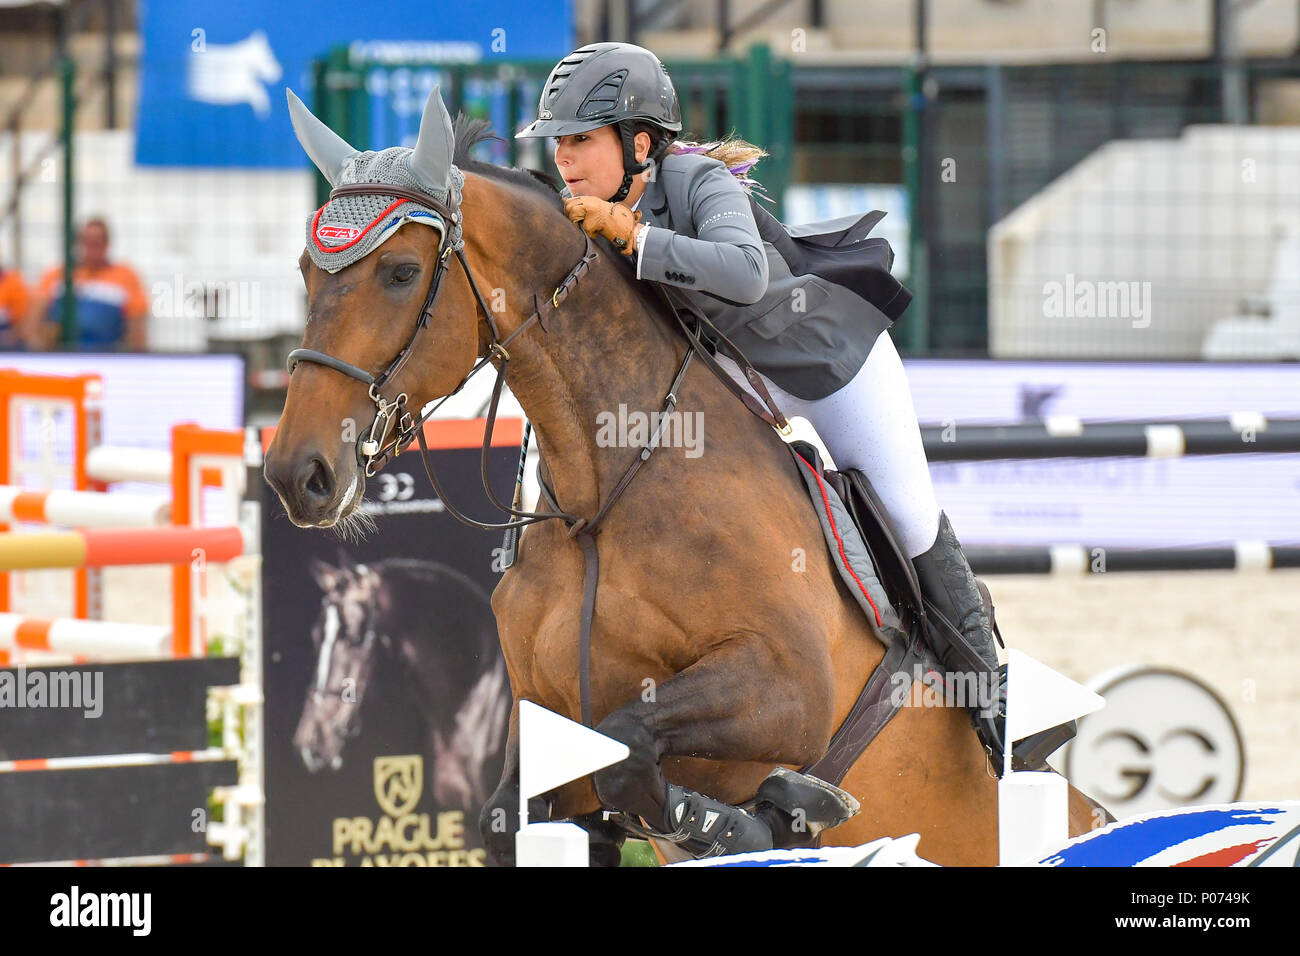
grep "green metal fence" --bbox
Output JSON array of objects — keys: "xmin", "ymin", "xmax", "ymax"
[
  {"xmin": 311, "ymin": 43, "xmax": 794, "ymax": 214},
  {"xmin": 313, "ymin": 48, "xmax": 1298, "ymax": 357}
]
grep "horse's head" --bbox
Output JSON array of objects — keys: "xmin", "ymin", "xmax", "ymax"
[
  {"xmin": 265, "ymin": 86, "xmax": 492, "ymax": 527},
  {"xmin": 294, "ymin": 555, "xmax": 388, "ymax": 772}
]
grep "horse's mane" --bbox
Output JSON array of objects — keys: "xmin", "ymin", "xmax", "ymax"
[
  {"xmin": 451, "ymin": 115, "xmax": 563, "ymax": 210},
  {"xmin": 449, "ymin": 114, "xmax": 675, "ymax": 327}
]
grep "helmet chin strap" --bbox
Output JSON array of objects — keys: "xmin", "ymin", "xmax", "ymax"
[{"xmin": 605, "ymin": 122, "xmax": 671, "ymax": 203}]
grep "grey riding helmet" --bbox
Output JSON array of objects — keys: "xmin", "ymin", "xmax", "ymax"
[{"xmin": 516, "ymin": 42, "xmax": 683, "ymax": 202}]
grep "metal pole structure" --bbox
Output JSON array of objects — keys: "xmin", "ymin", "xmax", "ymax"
[
  {"xmin": 769, "ymin": 49, "xmax": 793, "ymax": 220},
  {"xmin": 1214, "ymin": 0, "xmax": 1248, "ymax": 124},
  {"xmin": 104, "ymin": 0, "xmax": 118, "ymax": 129},
  {"xmin": 743, "ymin": 43, "xmax": 769, "ymax": 164},
  {"xmin": 60, "ymin": 54, "xmax": 76, "ymax": 348},
  {"xmin": 738, "ymin": 42, "xmax": 791, "ymax": 218},
  {"xmin": 9, "ymin": 115, "xmax": 19, "ymax": 272},
  {"xmin": 901, "ymin": 0, "xmax": 929, "ymax": 354},
  {"xmin": 985, "ymin": 64, "xmax": 1005, "ymax": 242}
]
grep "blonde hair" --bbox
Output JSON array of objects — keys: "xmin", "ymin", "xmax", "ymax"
[
  {"xmin": 626, "ymin": 119, "xmax": 769, "ymax": 199},
  {"xmin": 666, "ymin": 134, "xmax": 770, "ymax": 198}
]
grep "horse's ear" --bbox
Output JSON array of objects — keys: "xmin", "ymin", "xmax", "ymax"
[
  {"xmin": 409, "ymin": 84, "xmax": 455, "ymax": 192},
  {"xmin": 286, "ymin": 87, "xmax": 357, "ymax": 186},
  {"xmin": 308, "ymin": 556, "xmax": 339, "ymax": 591}
]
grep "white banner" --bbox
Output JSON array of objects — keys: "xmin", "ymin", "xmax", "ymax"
[{"xmin": 903, "ymin": 359, "xmax": 1300, "ymax": 547}]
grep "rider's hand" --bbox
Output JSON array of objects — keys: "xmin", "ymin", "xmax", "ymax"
[{"xmin": 563, "ymin": 196, "xmax": 642, "ymax": 256}]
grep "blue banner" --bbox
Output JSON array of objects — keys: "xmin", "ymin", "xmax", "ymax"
[{"xmin": 135, "ymin": 0, "xmax": 571, "ymax": 167}]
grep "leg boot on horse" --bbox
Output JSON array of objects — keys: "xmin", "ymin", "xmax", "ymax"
[{"xmin": 590, "ymin": 666, "xmax": 859, "ymax": 859}]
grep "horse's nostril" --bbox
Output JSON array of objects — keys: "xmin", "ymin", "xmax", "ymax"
[{"xmin": 296, "ymin": 455, "xmax": 335, "ymax": 506}]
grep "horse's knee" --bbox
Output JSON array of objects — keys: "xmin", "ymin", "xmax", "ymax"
[{"xmin": 592, "ymin": 708, "xmax": 664, "ymax": 821}]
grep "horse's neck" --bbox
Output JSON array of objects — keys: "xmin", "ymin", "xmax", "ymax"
[{"xmin": 503, "ymin": 258, "xmax": 690, "ymax": 520}]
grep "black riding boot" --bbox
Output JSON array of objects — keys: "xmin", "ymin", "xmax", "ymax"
[{"xmin": 912, "ymin": 511, "xmax": 1075, "ymax": 773}]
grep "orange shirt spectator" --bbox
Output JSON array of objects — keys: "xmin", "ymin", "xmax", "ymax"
[
  {"xmin": 33, "ymin": 219, "xmax": 148, "ymax": 351},
  {"xmin": 0, "ymin": 267, "xmax": 29, "ymax": 349}
]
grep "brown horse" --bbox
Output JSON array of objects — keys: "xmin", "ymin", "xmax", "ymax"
[{"xmin": 264, "ymin": 89, "xmax": 1109, "ymax": 866}]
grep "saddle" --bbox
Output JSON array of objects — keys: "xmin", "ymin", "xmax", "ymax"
[
  {"xmin": 781, "ymin": 439, "xmax": 1020, "ymax": 788},
  {"xmin": 796, "ymin": 439, "xmax": 1002, "ymax": 642},
  {"xmin": 637, "ymin": 282, "xmax": 1020, "ymax": 788}
]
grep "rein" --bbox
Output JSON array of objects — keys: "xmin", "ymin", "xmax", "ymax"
[{"xmin": 286, "ymin": 178, "xmax": 792, "ymax": 728}]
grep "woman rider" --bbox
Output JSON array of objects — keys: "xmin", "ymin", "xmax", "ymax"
[{"xmin": 516, "ymin": 42, "xmax": 1072, "ymax": 828}]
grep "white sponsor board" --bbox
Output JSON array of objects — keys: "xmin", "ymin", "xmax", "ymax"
[{"xmin": 903, "ymin": 359, "xmax": 1300, "ymax": 547}]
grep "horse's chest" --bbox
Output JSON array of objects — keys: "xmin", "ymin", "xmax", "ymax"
[
  {"xmin": 491, "ymin": 534, "xmax": 680, "ymax": 705},
  {"xmin": 491, "ymin": 539, "xmax": 586, "ymax": 684}
]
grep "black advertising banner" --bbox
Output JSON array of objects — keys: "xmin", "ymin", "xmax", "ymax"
[{"xmin": 261, "ymin": 419, "xmax": 520, "ymax": 866}]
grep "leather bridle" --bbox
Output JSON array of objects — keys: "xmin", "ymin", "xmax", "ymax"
[{"xmin": 286, "ymin": 176, "xmax": 793, "ymax": 730}]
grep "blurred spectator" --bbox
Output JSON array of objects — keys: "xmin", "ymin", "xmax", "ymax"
[
  {"xmin": 32, "ymin": 218, "xmax": 148, "ymax": 351},
  {"xmin": 0, "ymin": 263, "xmax": 29, "ymax": 350}
]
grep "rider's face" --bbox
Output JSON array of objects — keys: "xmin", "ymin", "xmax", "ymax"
[{"xmin": 553, "ymin": 125, "xmax": 624, "ymax": 200}]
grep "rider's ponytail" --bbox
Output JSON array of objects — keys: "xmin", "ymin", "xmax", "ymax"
[
  {"xmin": 628, "ymin": 120, "xmax": 770, "ymax": 198},
  {"xmin": 668, "ymin": 137, "xmax": 769, "ymax": 196}
]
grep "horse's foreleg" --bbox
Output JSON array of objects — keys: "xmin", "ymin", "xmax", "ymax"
[
  {"xmin": 477, "ymin": 699, "xmax": 626, "ymax": 866},
  {"xmin": 478, "ymin": 701, "xmax": 546, "ymax": 865},
  {"xmin": 591, "ymin": 635, "xmax": 839, "ymax": 857}
]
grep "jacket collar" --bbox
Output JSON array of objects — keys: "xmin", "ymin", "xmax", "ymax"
[{"xmin": 638, "ymin": 172, "xmax": 668, "ymax": 226}]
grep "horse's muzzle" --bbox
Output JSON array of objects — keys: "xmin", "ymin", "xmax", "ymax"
[{"xmin": 265, "ymin": 448, "xmax": 358, "ymax": 527}]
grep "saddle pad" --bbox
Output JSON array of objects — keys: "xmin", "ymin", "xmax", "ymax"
[{"xmin": 786, "ymin": 441, "xmax": 907, "ymax": 649}]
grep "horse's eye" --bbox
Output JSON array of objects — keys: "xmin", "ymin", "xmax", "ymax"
[{"xmin": 392, "ymin": 264, "xmax": 418, "ymax": 284}]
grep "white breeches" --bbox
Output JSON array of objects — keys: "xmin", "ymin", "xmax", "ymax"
[{"xmin": 713, "ymin": 331, "xmax": 941, "ymax": 558}]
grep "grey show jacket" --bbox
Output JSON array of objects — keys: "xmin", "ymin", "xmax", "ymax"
[{"xmin": 560, "ymin": 151, "xmax": 911, "ymax": 401}]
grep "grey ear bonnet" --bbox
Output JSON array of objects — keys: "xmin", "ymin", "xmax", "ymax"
[{"xmin": 288, "ymin": 86, "xmax": 465, "ymax": 274}]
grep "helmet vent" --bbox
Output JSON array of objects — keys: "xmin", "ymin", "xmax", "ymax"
[{"xmin": 577, "ymin": 70, "xmax": 627, "ymax": 119}]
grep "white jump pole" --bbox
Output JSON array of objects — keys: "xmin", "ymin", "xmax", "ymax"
[
  {"xmin": 0, "ymin": 486, "xmax": 171, "ymax": 528},
  {"xmin": 84, "ymin": 446, "xmax": 173, "ymax": 485},
  {"xmin": 998, "ymin": 771, "xmax": 1068, "ymax": 866},
  {"xmin": 0, "ymin": 612, "xmax": 170, "ymax": 659},
  {"xmin": 997, "ymin": 649, "xmax": 1106, "ymax": 866}
]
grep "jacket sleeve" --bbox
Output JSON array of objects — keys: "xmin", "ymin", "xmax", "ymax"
[{"xmin": 637, "ymin": 161, "xmax": 769, "ymax": 305}]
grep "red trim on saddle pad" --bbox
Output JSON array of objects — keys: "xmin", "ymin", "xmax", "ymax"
[{"xmin": 793, "ymin": 451, "xmax": 883, "ymax": 629}]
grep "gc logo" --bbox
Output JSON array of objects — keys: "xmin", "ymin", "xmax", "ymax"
[
  {"xmin": 1060, "ymin": 666, "xmax": 1244, "ymax": 818},
  {"xmin": 374, "ymin": 472, "xmax": 415, "ymax": 502}
]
